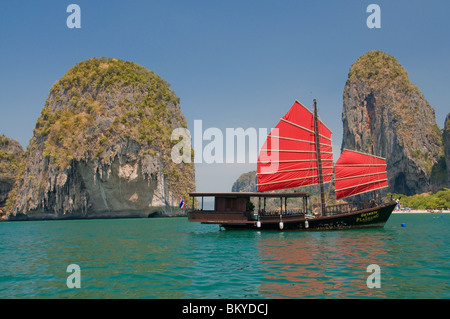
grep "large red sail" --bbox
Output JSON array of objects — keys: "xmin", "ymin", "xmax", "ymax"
[
  {"xmin": 334, "ymin": 150, "xmax": 388, "ymax": 200},
  {"xmin": 257, "ymin": 100, "xmax": 333, "ymax": 192}
]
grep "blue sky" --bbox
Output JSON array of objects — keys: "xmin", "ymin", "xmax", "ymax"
[{"xmin": 1, "ymin": 1, "xmax": 449, "ymax": 192}]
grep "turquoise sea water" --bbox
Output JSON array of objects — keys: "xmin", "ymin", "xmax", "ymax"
[{"xmin": 0, "ymin": 213, "xmax": 448, "ymax": 299}]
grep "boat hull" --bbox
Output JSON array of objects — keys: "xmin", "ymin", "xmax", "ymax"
[{"xmin": 189, "ymin": 201, "xmax": 397, "ymax": 231}]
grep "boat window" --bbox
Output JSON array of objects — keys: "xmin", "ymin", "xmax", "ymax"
[{"xmin": 202, "ymin": 197, "xmax": 215, "ymax": 210}]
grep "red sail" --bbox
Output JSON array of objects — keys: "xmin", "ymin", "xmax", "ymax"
[
  {"xmin": 257, "ymin": 100, "xmax": 333, "ymax": 192},
  {"xmin": 334, "ymin": 150, "xmax": 388, "ymax": 200}
]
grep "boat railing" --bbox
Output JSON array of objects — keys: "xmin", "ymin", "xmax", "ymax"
[
  {"xmin": 326, "ymin": 199, "xmax": 382, "ymax": 215},
  {"xmin": 258, "ymin": 210, "xmax": 305, "ymax": 217}
]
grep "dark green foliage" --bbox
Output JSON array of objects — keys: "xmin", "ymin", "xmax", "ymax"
[
  {"xmin": 387, "ymin": 188, "xmax": 450, "ymax": 209},
  {"xmin": 31, "ymin": 57, "xmax": 186, "ymax": 169}
]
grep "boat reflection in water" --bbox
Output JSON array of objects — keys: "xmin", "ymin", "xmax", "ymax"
[{"xmin": 255, "ymin": 231, "xmax": 395, "ymax": 298}]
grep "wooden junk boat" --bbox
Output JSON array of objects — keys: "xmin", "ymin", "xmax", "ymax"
[{"xmin": 188, "ymin": 100, "xmax": 397, "ymax": 230}]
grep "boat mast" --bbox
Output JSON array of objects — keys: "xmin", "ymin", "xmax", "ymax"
[
  {"xmin": 370, "ymin": 144, "xmax": 378, "ymax": 203},
  {"xmin": 313, "ymin": 99, "xmax": 326, "ymax": 216}
]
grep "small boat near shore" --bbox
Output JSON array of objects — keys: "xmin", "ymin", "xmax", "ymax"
[{"xmin": 188, "ymin": 99, "xmax": 397, "ymax": 230}]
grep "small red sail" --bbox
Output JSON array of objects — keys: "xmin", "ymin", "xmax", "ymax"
[
  {"xmin": 334, "ymin": 150, "xmax": 388, "ymax": 200},
  {"xmin": 257, "ymin": 100, "xmax": 333, "ymax": 192}
]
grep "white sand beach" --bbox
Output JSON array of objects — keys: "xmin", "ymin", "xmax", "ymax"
[{"xmin": 393, "ymin": 209, "xmax": 450, "ymax": 214}]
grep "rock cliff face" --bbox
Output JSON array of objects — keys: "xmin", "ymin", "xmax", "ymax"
[
  {"xmin": 8, "ymin": 57, "xmax": 195, "ymax": 220},
  {"xmin": 444, "ymin": 114, "xmax": 450, "ymax": 186},
  {"xmin": 231, "ymin": 171, "xmax": 257, "ymax": 192},
  {"xmin": 342, "ymin": 51, "xmax": 443, "ymax": 195},
  {"xmin": 0, "ymin": 135, "xmax": 24, "ymax": 215}
]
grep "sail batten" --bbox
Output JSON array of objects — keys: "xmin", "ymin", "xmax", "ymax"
[
  {"xmin": 257, "ymin": 159, "xmax": 334, "ymax": 163},
  {"xmin": 334, "ymin": 171, "xmax": 387, "ymax": 181},
  {"xmin": 280, "ymin": 119, "xmax": 332, "ymax": 141},
  {"xmin": 334, "ymin": 149, "xmax": 388, "ymax": 199},
  {"xmin": 259, "ymin": 149, "xmax": 333, "ymax": 154},
  {"xmin": 336, "ymin": 164, "xmax": 386, "ymax": 167},
  {"xmin": 269, "ymin": 135, "xmax": 332, "ymax": 147},
  {"xmin": 259, "ymin": 166, "xmax": 333, "ymax": 175},
  {"xmin": 257, "ymin": 100, "xmax": 333, "ymax": 192},
  {"xmin": 257, "ymin": 174, "xmax": 334, "ymax": 186},
  {"xmin": 336, "ymin": 179, "xmax": 388, "ymax": 192}
]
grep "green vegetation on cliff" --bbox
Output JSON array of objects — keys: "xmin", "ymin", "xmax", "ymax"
[
  {"xmin": 0, "ymin": 135, "xmax": 25, "ymax": 215},
  {"xmin": 0, "ymin": 135, "xmax": 24, "ymax": 180},
  {"xmin": 444, "ymin": 114, "xmax": 450, "ymax": 186},
  {"xmin": 346, "ymin": 50, "xmax": 419, "ymax": 94},
  {"xmin": 388, "ymin": 188, "xmax": 450, "ymax": 210}
]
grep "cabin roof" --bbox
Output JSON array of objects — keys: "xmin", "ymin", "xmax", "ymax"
[{"xmin": 188, "ymin": 192, "xmax": 309, "ymax": 198}]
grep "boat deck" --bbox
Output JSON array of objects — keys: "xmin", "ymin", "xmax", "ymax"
[
  {"xmin": 188, "ymin": 192, "xmax": 310, "ymax": 225},
  {"xmin": 187, "ymin": 192, "xmax": 397, "ymax": 230}
]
